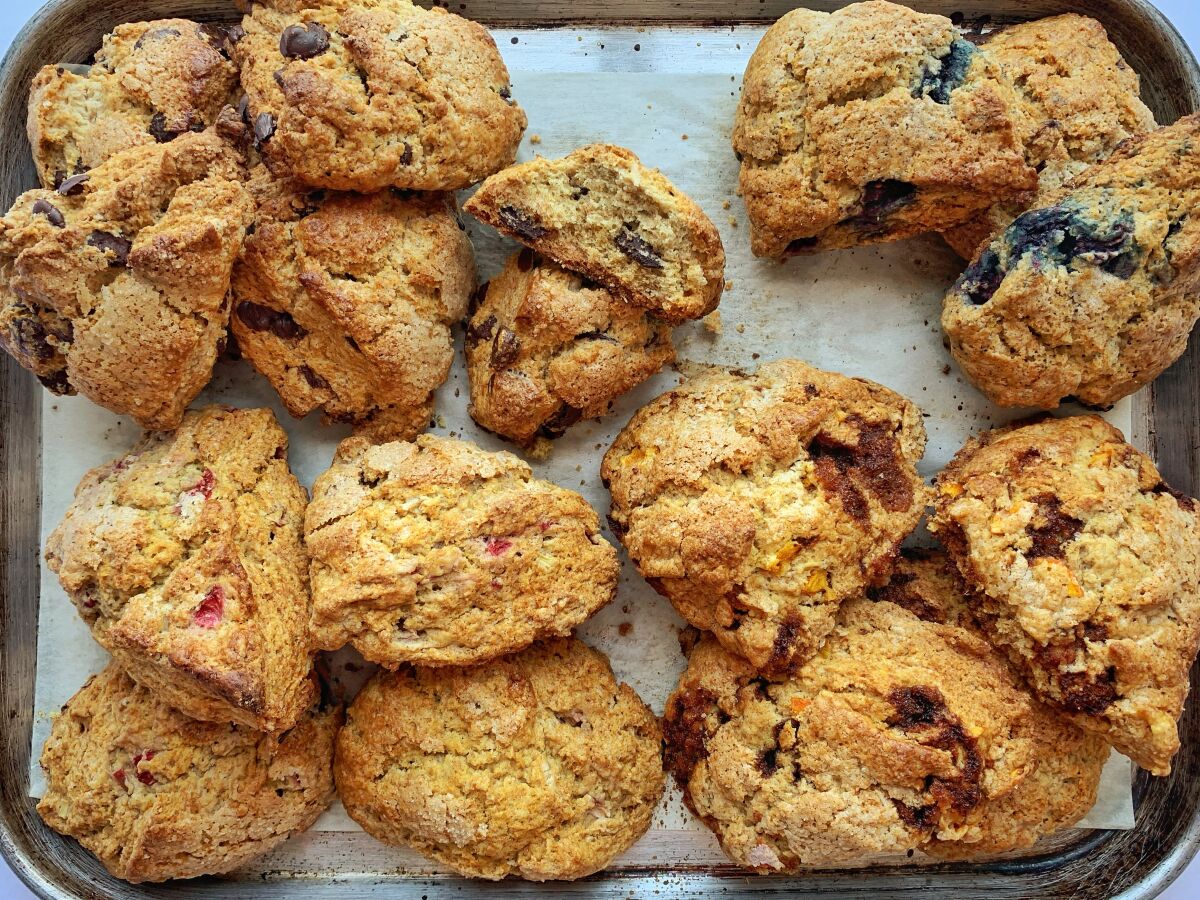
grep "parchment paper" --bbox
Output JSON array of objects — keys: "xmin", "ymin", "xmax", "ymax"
[{"xmin": 28, "ymin": 24, "xmax": 1135, "ymax": 867}]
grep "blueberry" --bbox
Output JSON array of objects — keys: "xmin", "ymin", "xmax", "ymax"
[
  {"xmin": 955, "ymin": 246, "xmax": 1004, "ymax": 306},
  {"xmin": 914, "ymin": 39, "xmax": 976, "ymax": 105},
  {"xmin": 842, "ymin": 180, "xmax": 917, "ymax": 233}
]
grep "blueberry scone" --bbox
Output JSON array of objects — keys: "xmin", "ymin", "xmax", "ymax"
[
  {"xmin": 336, "ymin": 638, "xmax": 663, "ymax": 880},
  {"xmin": 942, "ymin": 115, "xmax": 1200, "ymax": 410},
  {"xmin": 464, "ymin": 144, "xmax": 725, "ymax": 324},
  {"xmin": 27, "ymin": 19, "xmax": 240, "ymax": 189},
  {"xmin": 465, "ymin": 249, "xmax": 674, "ymax": 445},
  {"xmin": 0, "ymin": 131, "xmax": 253, "ymax": 429},
  {"xmin": 733, "ymin": 1, "xmax": 1036, "ymax": 257},
  {"xmin": 38, "ymin": 664, "xmax": 338, "ymax": 884},
  {"xmin": 940, "ymin": 15, "xmax": 1156, "ymax": 259},
  {"xmin": 306, "ymin": 434, "xmax": 620, "ymax": 667},
  {"xmin": 236, "ymin": 0, "xmax": 525, "ymax": 191},
  {"xmin": 44, "ymin": 407, "xmax": 315, "ymax": 732},
  {"xmin": 602, "ymin": 360, "xmax": 928, "ymax": 674},
  {"xmin": 663, "ymin": 579, "xmax": 1108, "ymax": 870},
  {"xmin": 233, "ymin": 167, "xmax": 475, "ymax": 440},
  {"xmin": 931, "ymin": 415, "xmax": 1200, "ymax": 775}
]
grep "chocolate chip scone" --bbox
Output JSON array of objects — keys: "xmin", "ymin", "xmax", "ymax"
[
  {"xmin": 233, "ymin": 166, "xmax": 475, "ymax": 440},
  {"xmin": 336, "ymin": 638, "xmax": 663, "ymax": 880},
  {"xmin": 38, "ymin": 664, "xmax": 338, "ymax": 884},
  {"xmin": 236, "ymin": 0, "xmax": 525, "ymax": 191},
  {"xmin": 940, "ymin": 15, "xmax": 1156, "ymax": 259},
  {"xmin": 663, "ymin": 590, "xmax": 1108, "ymax": 870},
  {"xmin": 931, "ymin": 415, "xmax": 1200, "ymax": 775},
  {"xmin": 864, "ymin": 550, "xmax": 1110, "ymax": 859},
  {"xmin": 26, "ymin": 19, "xmax": 240, "ymax": 189},
  {"xmin": 306, "ymin": 434, "xmax": 620, "ymax": 667},
  {"xmin": 942, "ymin": 115, "xmax": 1200, "ymax": 410},
  {"xmin": 602, "ymin": 360, "xmax": 928, "ymax": 674},
  {"xmin": 0, "ymin": 131, "xmax": 253, "ymax": 429},
  {"xmin": 44, "ymin": 406, "xmax": 315, "ymax": 732},
  {"xmin": 464, "ymin": 144, "xmax": 725, "ymax": 324},
  {"xmin": 465, "ymin": 248, "xmax": 674, "ymax": 445},
  {"xmin": 733, "ymin": 1, "xmax": 1036, "ymax": 258}
]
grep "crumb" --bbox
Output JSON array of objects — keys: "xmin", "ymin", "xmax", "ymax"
[
  {"xmin": 751, "ymin": 352, "xmax": 760, "ymax": 360},
  {"xmin": 618, "ymin": 622, "xmax": 633, "ymax": 637},
  {"xmin": 530, "ymin": 134, "xmax": 542, "ymax": 145},
  {"xmin": 677, "ymin": 625, "xmax": 701, "ymax": 656},
  {"xmin": 435, "ymin": 414, "xmax": 446, "ymax": 428},
  {"xmin": 728, "ymin": 216, "xmax": 739, "ymax": 228},
  {"xmin": 527, "ymin": 437, "xmax": 553, "ymax": 461},
  {"xmin": 722, "ymin": 200, "xmax": 731, "ymax": 210},
  {"xmin": 942, "ymin": 364, "xmax": 952, "ymax": 375},
  {"xmin": 724, "ymin": 280, "xmax": 734, "ymax": 291},
  {"xmin": 703, "ymin": 311, "xmax": 722, "ymax": 335},
  {"xmin": 736, "ymin": 323, "xmax": 746, "ymax": 334},
  {"xmin": 681, "ymin": 134, "xmax": 688, "ymax": 141}
]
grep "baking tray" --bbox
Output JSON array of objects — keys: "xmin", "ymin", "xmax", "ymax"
[{"xmin": 2, "ymin": 0, "xmax": 1200, "ymax": 897}]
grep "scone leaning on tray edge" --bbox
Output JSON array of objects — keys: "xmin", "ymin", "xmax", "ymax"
[{"xmin": 7, "ymin": 0, "xmax": 1200, "ymax": 886}]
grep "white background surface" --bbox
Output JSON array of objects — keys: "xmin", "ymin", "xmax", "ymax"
[{"xmin": 1, "ymin": 1, "xmax": 1199, "ymax": 898}]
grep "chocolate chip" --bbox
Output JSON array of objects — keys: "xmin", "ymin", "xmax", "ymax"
[
  {"xmin": 298, "ymin": 365, "xmax": 329, "ymax": 390},
  {"xmin": 892, "ymin": 800, "xmax": 939, "ymax": 830},
  {"xmin": 149, "ymin": 112, "xmax": 174, "ymax": 143},
  {"xmin": 199, "ymin": 23, "xmax": 235, "ymax": 57},
  {"xmin": 400, "ymin": 142, "xmax": 413, "ymax": 166},
  {"xmin": 87, "ymin": 231, "xmax": 132, "ymax": 266},
  {"xmin": 254, "ymin": 112, "xmax": 277, "ymax": 146},
  {"xmin": 466, "ymin": 315, "xmax": 496, "ymax": 349},
  {"xmin": 1058, "ymin": 668, "xmax": 1118, "ymax": 714},
  {"xmin": 52, "ymin": 170, "xmax": 67, "ymax": 190},
  {"xmin": 574, "ymin": 330, "xmax": 619, "ymax": 343},
  {"xmin": 887, "ymin": 685, "xmax": 947, "ymax": 728},
  {"xmin": 56, "ymin": 173, "xmax": 88, "ymax": 196},
  {"xmin": 280, "ymin": 22, "xmax": 330, "ymax": 60},
  {"xmin": 766, "ymin": 617, "xmax": 804, "ymax": 672},
  {"xmin": 235, "ymin": 301, "xmax": 306, "ymax": 339},
  {"xmin": 498, "ymin": 205, "xmax": 547, "ymax": 240},
  {"xmin": 32, "ymin": 199, "xmax": 64, "ymax": 228},
  {"xmin": 516, "ymin": 247, "xmax": 537, "ymax": 272},
  {"xmin": 491, "ymin": 328, "xmax": 521, "ymax": 368},
  {"xmin": 10, "ymin": 311, "xmax": 54, "ymax": 360},
  {"xmin": 662, "ymin": 687, "xmax": 720, "ymax": 788},
  {"xmin": 228, "ymin": 24, "xmax": 245, "ymax": 44},
  {"xmin": 499, "ymin": 86, "xmax": 514, "ymax": 104},
  {"xmin": 1026, "ymin": 494, "xmax": 1082, "ymax": 560},
  {"xmin": 237, "ymin": 95, "xmax": 251, "ymax": 123},
  {"xmin": 614, "ymin": 226, "xmax": 664, "ymax": 269},
  {"xmin": 540, "ymin": 403, "xmax": 583, "ymax": 438},
  {"xmin": 756, "ymin": 748, "xmax": 780, "ymax": 777},
  {"xmin": 38, "ymin": 369, "xmax": 72, "ymax": 393}
]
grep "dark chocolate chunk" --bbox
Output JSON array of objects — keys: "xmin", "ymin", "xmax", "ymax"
[
  {"xmin": 254, "ymin": 112, "xmax": 277, "ymax": 146},
  {"xmin": 540, "ymin": 403, "xmax": 583, "ymax": 438},
  {"xmin": 914, "ymin": 38, "xmax": 976, "ymax": 105},
  {"xmin": 574, "ymin": 330, "xmax": 619, "ymax": 343},
  {"xmin": 614, "ymin": 225, "xmax": 664, "ymax": 269},
  {"xmin": 516, "ymin": 247, "xmax": 537, "ymax": 272},
  {"xmin": 280, "ymin": 22, "xmax": 330, "ymax": 60},
  {"xmin": 10, "ymin": 312, "xmax": 55, "ymax": 360},
  {"xmin": 498, "ymin": 205, "xmax": 547, "ymax": 240},
  {"xmin": 1058, "ymin": 668, "xmax": 1118, "ymax": 714},
  {"xmin": 56, "ymin": 173, "xmax": 88, "ymax": 196},
  {"xmin": 887, "ymin": 685, "xmax": 947, "ymax": 728},
  {"xmin": 199, "ymin": 23, "xmax": 235, "ymax": 57},
  {"xmin": 465, "ymin": 314, "xmax": 496, "ymax": 348},
  {"xmin": 662, "ymin": 687, "xmax": 721, "ymax": 787},
  {"xmin": 86, "ymin": 231, "xmax": 132, "ymax": 266},
  {"xmin": 38, "ymin": 369, "xmax": 72, "ymax": 394},
  {"xmin": 399, "ymin": 141, "xmax": 413, "ymax": 165},
  {"xmin": 149, "ymin": 112, "xmax": 175, "ymax": 143},
  {"xmin": 491, "ymin": 328, "xmax": 522, "ymax": 369},
  {"xmin": 756, "ymin": 748, "xmax": 780, "ymax": 777},
  {"xmin": 32, "ymin": 199, "xmax": 65, "ymax": 228},
  {"xmin": 1026, "ymin": 494, "xmax": 1082, "ymax": 560},
  {"xmin": 235, "ymin": 300, "xmax": 306, "ymax": 339},
  {"xmin": 297, "ymin": 365, "xmax": 330, "ymax": 390}
]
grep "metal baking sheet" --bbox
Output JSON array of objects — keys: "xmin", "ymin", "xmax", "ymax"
[{"xmin": 4, "ymin": 2, "xmax": 1200, "ymax": 899}]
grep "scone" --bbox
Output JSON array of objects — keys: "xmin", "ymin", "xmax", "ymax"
[
  {"xmin": 38, "ymin": 664, "xmax": 338, "ymax": 884},
  {"xmin": 306, "ymin": 434, "xmax": 620, "ymax": 667},
  {"xmin": 465, "ymin": 248, "xmax": 674, "ymax": 445},
  {"xmin": 233, "ymin": 166, "xmax": 475, "ymax": 440},
  {"xmin": 0, "ymin": 130, "xmax": 253, "ymax": 429},
  {"xmin": 336, "ymin": 638, "xmax": 663, "ymax": 880},
  {"xmin": 44, "ymin": 406, "xmax": 315, "ymax": 732},
  {"xmin": 602, "ymin": 360, "xmax": 928, "ymax": 674},
  {"xmin": 27, "ymin": 19, "xmax": 240, "ymax": 189},
  {"xmin": 733, "ymin": 1, "xmax": 1036, "ymax": 257},
  {"xmin": 663, "ymin": 584, "xmax": 1108, "ymax": 870},
  {"xmin": 236, "ymin": 0, "xmax": 526, "ymax": 191},
  {"xmin": 941, "ymin": 15, "xmax": 1156, "ymax": 259},
  {"xmin": 464, "ymin": 144, "xmax": 725, "ymax": 324},
  {"xmin": 942, "ymin": 115, "xmax": 1200, "ymax": 410},
  {"xmin": 931, "ymin": 415, "xmax": 1200, "ymax": 775}
]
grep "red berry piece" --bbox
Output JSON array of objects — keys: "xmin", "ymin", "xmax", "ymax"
[
  {"xmin": 192, "ymin": 585, "xmax": 225, "ymax": 628},
  {"xmin": 186, "ymin": 468, "xmax": 215, "ymax": 499},
  {"xmin": 112, "ymin": 768, "xmax": 127, "ymax": 788},
  {"xmin": 484, "ymin": 537, "xmax": 513, "ymax": 556}
]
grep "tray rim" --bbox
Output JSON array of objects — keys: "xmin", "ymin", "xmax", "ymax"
[{"xmin": 3, "ymin": 0, "xmax": 1200, "ymax": 898}]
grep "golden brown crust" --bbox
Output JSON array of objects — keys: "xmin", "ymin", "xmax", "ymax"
[
  {"xmin": 44, "ymin": 406, "xmax": 315, "ymax": 732},
  {"xmin": 931, "ymin": 415, "xmax": 1200, "ymax": 775},
  {"xmin": 237, "ymin": 0, "xmax": 526, "ymax": 191},
  {"xmin": 26, "ymin": 20, "xmax": 240, "ymax": 189},
  {"xmin": 465, "ymin": 249, "xmax": 674, "ymax": 445},
  {"xmin": 38, "ymin": 664, "xmax": 339, "ymax": 884},
  {"xmin": 942, "ymin": 115, "xmax": 1200, "ymax": 410},
  {"xmin": 940, "ymin": 15, "xmax": 1156, "ymax": 259},
  {"xmin": 232, "ymin": 166, "xmax": 475, "ymax": 441},
  {"xmin": 335, "ymin": 638, "xmax": 663, "ymax": 880},
  {"xmin": 306, "ymin": 434, "xmax": 620, "ymax": 667},
  {"xmin": 464, "ymin": 143, "xmax": 725, "ymax": 324},
  {"xmin": 0, "ymin": 131, "xmax": 253, "ymax": 429},
  {"xmin": 602, "ymin": 359, "xmax": 929, "ymax": 674},
  {"xmin": 663, "ymin": 574, "xmax": 1107, "ymax": 871},
  {"xmin": 733, "ymin": 1, "xmax": 1036, "ymax": 257}
]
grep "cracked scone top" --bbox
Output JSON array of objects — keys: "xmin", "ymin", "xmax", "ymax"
[
  {"xmin": 38, "ymin": 664, "xmax": 338, "ymax": 884},
  {"xmin": 465, "ymin": 248, "xmax": 674, "ymax": 445},
  {"xmin": 939, "ymin": 14, "xmax": 1156, "ymax": 260},
  {"xmin": 464, "ymin": 144, "xmax": 725, "ymax": 324},
  {"xmin": 26, "ymin": 19, "xmax": 240, "ymax": 189},
  {"xmin": 0, "ymin": 130, "xmax": 254, "ymax": 429},
  {"xmin": 931, "ymin": 415, "xmax": 1200, "ymax": 776},
  {"xmin": 44, "ymin": 406, "xmax": 316, "ymax": 732},
  {"xmin": 236, "ymin": 0, "xmax": 526, "ymax": 191},
  {"xmin": 306, "ymin": 434, "xmax": 620, "ymax": 667},
  {"xmin": 732, "ymin": 1, "xmax": 1036, "ymax": 258},
  {"xmin": 335, "ymin": 638, "xmax": 664, "ymax": 880},
  {"xmin": 942, "ymin": 114, "xmax": 1200, "ymax": 410},
  {"xmin": 602, "ymin": 359, "xmax": 928, "ymax": 674},
  {"xmin": 232, "ymin": 166, "xmax": 475, "ymax": 441},
  {"xmin": 663, "ymin": 563, "xmax": 1108, "ymax": 871}
]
